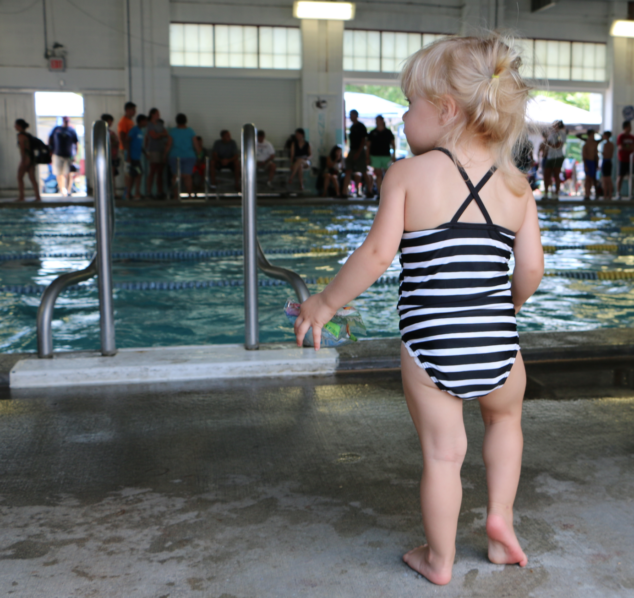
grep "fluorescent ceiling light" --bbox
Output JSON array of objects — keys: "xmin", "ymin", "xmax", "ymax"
[
  {"xmin": 293, "ymin": 1, "xmax": 355, "ymax": 20},
  {"xmin": 611, "ymin": 20, "xmax": 634, "ymax": 37}
]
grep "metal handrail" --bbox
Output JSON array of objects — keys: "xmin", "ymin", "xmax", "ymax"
[
  {"xmin": 241, "ymin": 123, "xmax": 310, "ymax": 350},
  {"xmin": 36, "ymin": 119, "xmax": 116, "ymax": 357}
]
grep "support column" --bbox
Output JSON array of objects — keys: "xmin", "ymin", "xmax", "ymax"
[
  {"xmin": 607, "ymin": 2, "xmax": 631, "ymax": 133},
  {"xmin": 124, "ymin": 0, "xmax": 172, "ymax": 119},
  {"xmin": 300, "ymin": 19, "xmax": 345, "ymax": 159}
]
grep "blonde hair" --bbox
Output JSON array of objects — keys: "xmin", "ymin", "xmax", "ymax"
[{"xmin": 401, "ymin": 33, "xmax": 531, "ymax": 196}]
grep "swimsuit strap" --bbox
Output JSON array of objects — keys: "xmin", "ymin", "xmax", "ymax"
[{"xmin": 432, "ymin": 147, "xmax": 497, "ymax": 225}]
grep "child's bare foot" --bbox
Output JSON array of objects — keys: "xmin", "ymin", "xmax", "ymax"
[
  {"xmin": 486, "ymin": 513, "xmax": 528, "ymax": 567},
  {"xmin": 403, "ymin": 544, "xmax": 453, "ymax": 585}
]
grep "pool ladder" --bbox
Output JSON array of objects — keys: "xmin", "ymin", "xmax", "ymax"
[
  {"xmin": 36, "ymin": 121, "xmax": 307, "ymax": 356},
  {"xmin": 36, "ymin": 120, "xmax": 116, "ymax": 358},
  {"xmin": 242, "ymin": 123, "xmax": 310, "ymax": 350}
]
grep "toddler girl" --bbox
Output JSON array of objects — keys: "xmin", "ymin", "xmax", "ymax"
[{"xmin": 294, "ymin": 34, "xmax": 544, "ymax": 585}]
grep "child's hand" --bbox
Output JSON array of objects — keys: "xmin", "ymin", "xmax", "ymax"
[{"xmin": 294, "ymin": 293, "xmax": 337, "ymax": 351}]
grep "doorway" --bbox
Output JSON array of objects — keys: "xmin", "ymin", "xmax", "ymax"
[{"xmin": 34, "ymin": 91, "xmax": 86, "ymax": 196}]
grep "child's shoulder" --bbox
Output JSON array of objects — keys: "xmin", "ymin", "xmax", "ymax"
[
  {"xmin": 391, "ymin": 151, "xmax": 457, "ymax": 190},
  {"xmin": 389, "ymin": 150, "xmax": 451, "ymax": 178}
]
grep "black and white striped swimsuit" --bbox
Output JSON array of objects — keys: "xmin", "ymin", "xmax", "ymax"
[{"xmin": 398, "ymin": 148, "xmax": 519, "ymax": 400}]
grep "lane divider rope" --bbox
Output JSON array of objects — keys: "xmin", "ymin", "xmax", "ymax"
[
  {"xmin": 4, "ymin": 270, "xmax": 634, "ymax": 295},
  {"xmin": 6, "ymin": 225, "xmax": 634, "ymax": 239},
  {"xmin": 5, "ymin": 243, "xmax": 634, "ymax": 262},
  {"xmin": 0, "ymin": 247, "xmax": 351, "ymax": 262},
  {"xmin": 0, "ymin": 228, "xmax": 369, "ymax": 238}
]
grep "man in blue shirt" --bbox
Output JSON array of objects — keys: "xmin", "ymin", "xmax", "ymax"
[
  {"xmin": 125, "ymin": 114, "xmax": 147, "ymax": 200},
  {"xmin": 48, "ymin": 116, "xmax": 78, "ymax": 196}
]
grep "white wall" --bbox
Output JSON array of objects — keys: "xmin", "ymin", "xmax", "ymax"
[
  {"xmin": 0, "ymin": 0, "xmax": 125, "ymax": 92},
  {"xmin": 173, "ymin": 75, "xmax": 298, "ymax": 150},
  {"xmin": 503, "ymin": 0, "xmax": 613, "ymax": 43},
  {"xmin": 1, "ymin": 0, "xmax": 633, "ymax": 187},
  {"xmin": 170, "ymin": 0, "xmax": 297, "ymax": 26}
]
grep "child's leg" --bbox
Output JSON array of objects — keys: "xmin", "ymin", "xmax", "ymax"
[
  {"xmin": 477, "ymin": 352, "xmax": 528, "ymax": 567},
  {"xmin": 400, "ymin": 344, "xmax": 467, "ymax": 586}
]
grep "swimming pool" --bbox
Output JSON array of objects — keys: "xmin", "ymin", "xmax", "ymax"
[{"xmin": 2, "ymin": 203, "xmax": 634, "ymax": 353}]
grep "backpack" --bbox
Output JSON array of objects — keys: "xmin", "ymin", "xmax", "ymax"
[{"xmin": 29, "ymin": 134, "xmax": 52, "ymax": 164}]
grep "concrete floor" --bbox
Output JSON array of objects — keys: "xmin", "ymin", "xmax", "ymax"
[{"xmin": 0, "ymin": 374, "xmax": 633, "ymax": 597}]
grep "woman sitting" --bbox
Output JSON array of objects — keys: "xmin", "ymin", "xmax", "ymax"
[
  {"xmin": 322, "ymin": 145, "xmax": 344, "ymax": 197},
  {"xmin": 287, "ymin": 128, "xmax": 312, "ymax": 191}
]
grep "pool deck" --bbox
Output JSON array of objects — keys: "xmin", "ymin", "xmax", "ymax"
[
  {"xmin": 3, "ymin": 192, "xmax": 634, "ymax": 209},
  {"xmin": 0, "ymin": 368, "xmax": 633, "ymax": 597},
  {"xmin": 5, "ymin": 328, "xmax": 634, "ymax": 390}
]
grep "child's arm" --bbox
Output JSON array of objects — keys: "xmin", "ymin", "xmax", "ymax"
[
  {"xmin": 294, "ymin": 162, "xmax": 407, "ymax": 349},
  {"xmin": 511, "ymin": 195, "xmax": 543, "ymax": 313}
]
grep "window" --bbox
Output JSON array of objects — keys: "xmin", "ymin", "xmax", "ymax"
[
  {"xmin": 520, "ymin": 39, "xmax": 606, "ymax": 82},
  {"xmin": 260, "ymin": 27, "xmax": 301, "ymax": 69},
  {"xmin": 170, "ymin": 24, "xmax": 214, "ymax": 67},
  {"xmin": 215, "ymin": 25, "xmax": 258, "ymax": 68},
  {"xmin": 571, "ymin": 42, "xmax": 606, "ymax": 82},
  {"xmin": 169, "ymin": 24, "xmax": 302, "ymax": 70},
  {"xmin": 535, "ymin": 40, "xmax": 571, "ymax": 80},
  {"xmin": 343, "ymin": 30, "xmax": 448, "ymax": 73}
]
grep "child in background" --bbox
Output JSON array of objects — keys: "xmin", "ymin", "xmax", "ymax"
[
  {"xmin": 293, "ymin": 34, "xmax": 543, "ymax": 585},
  {"xmin": 576, "ymin": 129, "xmax": 600, "ymax": 200},
  {"xmin": 126, "ymin": 114, "xmax": 148, "ymax": 200},
  {"xmin": 601, "ymin": 131, "xmax": 615, "ymax": 200}
]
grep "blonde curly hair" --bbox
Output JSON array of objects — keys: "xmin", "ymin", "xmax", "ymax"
[{"xmin": 401, "ymin": 33, "xmax": 531, "ymax": 196}]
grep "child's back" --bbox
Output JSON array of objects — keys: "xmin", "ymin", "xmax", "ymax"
[
  {"xmin": 293, "ymin": 32, "xmax": 543, "ymax": 586},
  {"xmin": 397, "ymin": 149, "xmax": 531, "ymax": 234}
]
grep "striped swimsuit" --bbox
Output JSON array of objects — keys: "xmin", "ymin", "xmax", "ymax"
[{"xmin": 398, "ymin": 148, "xmax": 519, "ymax": 400}]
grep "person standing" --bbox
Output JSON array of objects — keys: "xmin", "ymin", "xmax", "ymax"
[
  {"xmin": 256, "ymin": 130, "xmax": 277, "ymax": 187},
  {"xmin": 543, "ymin": 120, "xmax": 566, "ymax": 200},
  {"xmin": 576, "ymin": 129, "xmax": 599, "ymax": 201},
  {"xmin": 48, "ymin": 116, "xmax": 78, "ymax": 197},
  {"xmin": 145, "ymin": 108, "xmax": 168, "ymax": 199},
  {"xmin": 118, "ymin": 101, "xmax": 137, "ymax": 199},
  {"xmin": 211, "ymin": 130, "xmax": 241, "ymax": 191},
  {"xmin": 14, "ymin": 119, "xmax": 41, "ymax": 202},
  {"xmin": 125, "ymin": 114, "xmax": 148, "ymax": 200},
  {"xmin": 367, "ymin": 115, "xmax": 396, "ymax": 197},
  {"xmin": 601, "ymin": 131, "xmax": 614, "ymax": 200},
  {"xmin": 165, "ymin": 113, "xmax": 201, "ymax": 200},
  {"xmin": 342, "ymin": 109, "xmax": 372, "ymax": 198},
  {"xmin": 616, "ymin": 121, "xmax": 634, "ymax": 199}
]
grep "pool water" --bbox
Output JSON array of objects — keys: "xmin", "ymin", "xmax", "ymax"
[{"xmin": 2, "ymin": 204, "xmax": 634, "ymax": 353}]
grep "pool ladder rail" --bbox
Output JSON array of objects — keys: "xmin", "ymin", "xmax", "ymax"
[
  {"xmin": 36, "ymin": 120, "xmax": 116, "ymax": 358},
  {"xmin": 35, "ymin": 121, "xmax": 311, "ymax": 356},
  {"xmin": 242, "ymin": 123, "xmax": 310, "ymax": 350}
]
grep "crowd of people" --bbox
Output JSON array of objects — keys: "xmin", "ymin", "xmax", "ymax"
[
  {"xmin": 314, "ymin": 110, "xmax": 397, "ymax": 199},
  {"xmin": 13, "ymin": 98, "xmax": 401, "ymax": 201},
  {"xmin": 527, "ymin": 119, "xmax": 634, "ymax": 201},
  {"xmin": 16, "ymin": 99, "xmax": 634, "ymax": 202}
]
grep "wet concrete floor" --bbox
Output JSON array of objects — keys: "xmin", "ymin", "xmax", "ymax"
[{"xmin": 0, "ymin": 373, "xmax": 633, "ymax": 597}]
